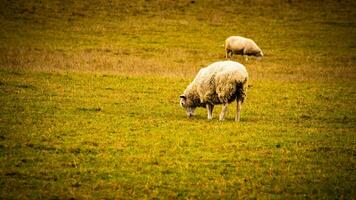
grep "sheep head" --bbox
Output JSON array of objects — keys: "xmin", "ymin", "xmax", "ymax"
[
  {"xmin": 180, "ymin": 94, "xmax": 196, "ymax": 117},
  {"xmin": 256, "ymin": 50, "xmax": 263, "ymax": 59}
]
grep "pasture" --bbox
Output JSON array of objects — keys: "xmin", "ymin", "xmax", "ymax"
[{"xmin": 1, "ymin": 0, "xmax": 355, "ymax": 199}]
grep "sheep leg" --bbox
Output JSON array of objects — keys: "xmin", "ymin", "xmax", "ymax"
[
  {"xmin": 206, "ymin": 104, "xmax": 214, "ymax": 120},
  {"xmin": 219, "ymin": 103, "xmax": 228, "ymax": 121},
  {"xmin": 235, "ymin": 100, "xmax": 242, "ymax": 122},
  {"xmin": 244, "ymin": 55, "xmax": 248, "ymax": 61},
  {"xmin": 226, "ymin": 50, "xmax": 232, "ymax": 59}
]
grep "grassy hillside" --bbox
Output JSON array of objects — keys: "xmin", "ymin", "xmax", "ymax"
[
  {"xmin": 1, "ymin": 0, "xmax": 355, "ymax": 79},
  {"xmin": 0, "ymin": 0, "xmax": 355, "ymax": 199}
]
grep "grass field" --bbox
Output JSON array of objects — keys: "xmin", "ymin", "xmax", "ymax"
[{"xmin": 1, "ymin": 0, "xmax": 356, "ymax": 199}]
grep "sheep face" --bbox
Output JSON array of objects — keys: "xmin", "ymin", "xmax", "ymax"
[
  {"xmin": 180, "ymin": 95, "xmax": 196, "ymax": 117},
  {"xmin": 256, "ymin": 50, "xmax": 263, "ymax": 58}
]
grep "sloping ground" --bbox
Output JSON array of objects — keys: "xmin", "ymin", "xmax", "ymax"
[{"xmin": 0, "ymin": 0, "xmax": 355, "ymax": 80}]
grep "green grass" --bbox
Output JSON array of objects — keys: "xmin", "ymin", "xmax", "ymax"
[
  {"xmin": 1, "ymin": 71, "xmax": 355, "ymax": 199},
  {"xmin": 0, "ymin": 0, "xmax": 356, "ymax": 199}
]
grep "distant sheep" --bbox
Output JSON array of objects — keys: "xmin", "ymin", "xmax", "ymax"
[
  {"xmin": 180, "ymin": 61, "xmax": 248, "ymax": 122},
  {"xmin": 225, "ymin": 36, "xmax": 263, "ymax": 60}
]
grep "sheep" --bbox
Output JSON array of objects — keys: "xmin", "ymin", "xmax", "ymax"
[
  {"xmin": 225, "ymin": 36, "xmax": 263, "ymax": 60},
  {"xmin": 180, "ymin": 60, "xmax": 248, "ymax": 122}
]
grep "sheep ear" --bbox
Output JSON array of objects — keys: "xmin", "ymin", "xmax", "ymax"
[{"xmin": 180, "ymin": 94, "xmax": 186, "ymax": 99}]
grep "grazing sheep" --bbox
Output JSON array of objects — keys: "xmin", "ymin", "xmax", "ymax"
[
  {"xmin": 180, "ymin": 61, "xmax": 248, "ymax": 122},
  {"xmin": 225, "ymin": 36, "xmax": 263, "ymax": 60}
]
